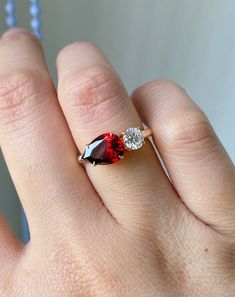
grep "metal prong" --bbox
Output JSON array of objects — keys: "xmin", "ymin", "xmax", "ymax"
[
  {"xmin": 92, "ymin": 161, "xmax": 96, "ymax": 166},
  {"xmin": 120, "ymin": 132, "xmax": 125, "ymax": 137},
  {"xmin": 78, "ymin": 155, "xmax": 85, "ymax": 164},
  {"xmin": 119, "ymin": 155, "xmax": 124, "ymax": 160}
]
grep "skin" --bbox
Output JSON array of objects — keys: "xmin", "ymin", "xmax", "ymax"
[{"xmin": 0, "ymin": 28, "xmax": 234, "ymax": 297}]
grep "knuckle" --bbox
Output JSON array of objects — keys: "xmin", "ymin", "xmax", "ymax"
[
  {"xmin": 61, "ymin": 65, "xmax": 123, "ymax": 120},
  {"xmin": 0, "ymin": 31, "xmax": 41, "ymax": 48},
  {"xmin": 151, "ymin": 79, "xmax": 181, "ymax": 91},
  {"xmin": 48, "ymin": 240, "xmax": 104, "ymax": 295},
  {"xmin": 164, "ymin": 110, "xmax": 216, "ymax": 150},
  {"xmin": 132, "ymin": 79, "xmax": 185, "ymax": 105},
  {"xmin": 48, "ymin": 242, "xmax": 84, "ymax": 293},
  {"xmin": 57, "ymin": 41, "xmax": 95, "ymax": 62},
  {"xmin": 147, "ymin": 79, "xmax": 185, "ymax": 96},
  {"xmin": 0, "ymin": 69, "xmax": 51, "ymax": 131},
  {"xmin": 220, "ymin": 243, "xmax": 235, "ymax": 274}
]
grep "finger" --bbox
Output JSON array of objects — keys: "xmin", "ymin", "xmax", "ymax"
[
  {"xmin": 0, "ymin": 214, "xmax": 22, "ymax": 261},
  {"xmin": 132, "ymin": 80, "xmax": 235, "ymax": 236},
  {"xmin": 57, "ymin": 42, "xmax": 179, "ymax": 227},
  {"xmin": 0, "ymin": 30, "xmax": 103, "ymax": 240}
]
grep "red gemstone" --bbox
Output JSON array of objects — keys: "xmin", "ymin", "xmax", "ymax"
[{"xmin": 81, "ymin": 133, "xmax": 125, "ymax": 165}]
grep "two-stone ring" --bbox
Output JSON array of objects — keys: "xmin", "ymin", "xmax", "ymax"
[{"xmin": 78, "ymin": 127, "xmax": 152, "ymax": 166}]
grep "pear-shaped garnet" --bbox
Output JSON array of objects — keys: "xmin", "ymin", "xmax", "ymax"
[{"xmin": 81, "ymin": 133, "xmax": 125, "ymax": 165}]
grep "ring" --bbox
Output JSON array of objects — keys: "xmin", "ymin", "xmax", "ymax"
[{"xmin": 78, "ymin": 127, "xmax": 152, "ymax": 166}]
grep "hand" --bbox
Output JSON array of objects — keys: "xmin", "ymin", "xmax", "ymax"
[{"xmin": 0, "ymin": 29, "xmax": 234, "ymax": 297}]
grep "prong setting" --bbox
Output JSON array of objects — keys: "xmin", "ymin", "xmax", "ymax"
[
  {"xmin": 77, "ymin": 128, "xmax": 152, "ymax": 166},
  {"xmin": 122, "ymin": 127, "xmax": 145, "ymax": 150},
  {"xmin": 78, "ymin": 155, "xmax": 85, "ymax": 164}
]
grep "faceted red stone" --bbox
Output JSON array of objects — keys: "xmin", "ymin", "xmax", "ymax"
[{"xmin": 81, "ymin": 133, "xmax": 125, "ymax": 165}]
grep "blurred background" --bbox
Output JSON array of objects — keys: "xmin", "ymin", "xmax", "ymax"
[{"xmin": 0, "ymin": 0, "xmax": 234, "ymax": 240}]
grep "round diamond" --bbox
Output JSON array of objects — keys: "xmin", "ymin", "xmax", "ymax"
[{"xmin": 122, "ymin": 127, "xmax": 144, "ymax": 150}]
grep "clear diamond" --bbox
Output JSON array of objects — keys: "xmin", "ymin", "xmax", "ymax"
[{"xmin": 122, "ymin": 127, "xmax": 144, "ymax": 150}]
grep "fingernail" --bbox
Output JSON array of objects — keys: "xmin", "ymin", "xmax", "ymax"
[{"xmin": 2, "ymin": 28, "xmax": 31, "ymax": 38}]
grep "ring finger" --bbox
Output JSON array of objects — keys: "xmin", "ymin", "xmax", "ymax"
[{"xmin": 57, "ymin": 42, "xmax": 178, "ymax": 227}]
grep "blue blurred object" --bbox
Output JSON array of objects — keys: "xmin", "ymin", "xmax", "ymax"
[
  {"xmin": 4, "ymin": 0, "xmax": 16, "ymax": 28},
  {"xmin": 29, "ymin": 0, "xmax": 42, "ymax": 39}
]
